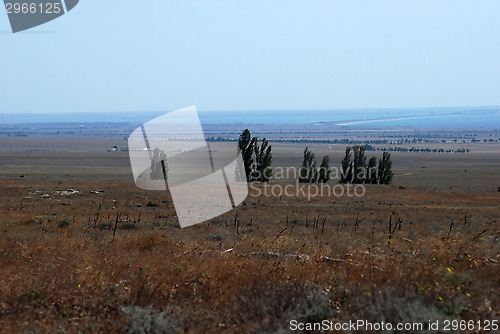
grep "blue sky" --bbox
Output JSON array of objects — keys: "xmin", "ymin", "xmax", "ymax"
[{"xmin": 1, "ymin": 0, "xmax": 499, "ymax": 113}]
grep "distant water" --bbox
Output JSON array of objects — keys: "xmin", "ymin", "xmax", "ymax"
[{"xmin": 1, "ymin": 107, "xmax": 499, "ymax": 128}]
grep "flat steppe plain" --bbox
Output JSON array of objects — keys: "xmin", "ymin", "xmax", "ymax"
[{"xmin": 0, "ymin": 124, "xmax": 498, "ymax": 333}]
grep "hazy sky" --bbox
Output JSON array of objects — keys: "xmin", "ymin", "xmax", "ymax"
[{"xmin": 1, "ymin": 1, "xmax": 499, "ymax": 113}]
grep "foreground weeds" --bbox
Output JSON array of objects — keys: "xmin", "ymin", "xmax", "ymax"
[{"xmin": 0, "ymin": 179, "xmax": 498, "ymax": 333}]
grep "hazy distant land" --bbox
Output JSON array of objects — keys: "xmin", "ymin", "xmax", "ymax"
[{"xmin": 1, "ymin": 106, "xmax": 500, "ymax": 129}]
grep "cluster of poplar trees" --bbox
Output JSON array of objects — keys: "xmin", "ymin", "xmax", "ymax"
[{"xmin": 149, "ymin": 129, "xmax": 393, "ymax": 185}]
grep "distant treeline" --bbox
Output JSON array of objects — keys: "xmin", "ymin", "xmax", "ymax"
[
  {"xmin": 205, "ymin": 137, "xmax": 472, "ymax": 153},
  {"xmin": 206, "ymin": 136, "xmax": 499, "ymax": 144},
  {"xmin": 372, "ymin": 147, "xmax": 470, "ymax": 153}
]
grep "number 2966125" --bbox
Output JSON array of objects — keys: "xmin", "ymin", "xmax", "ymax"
[{"xmin": 5, "ymin": 2, "xmax": 62, "ymax": 14}]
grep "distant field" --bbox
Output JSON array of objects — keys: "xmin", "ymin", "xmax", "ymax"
[
  {"xmin": 1, "ymin": 140, "xmax": 499, "ymax": 190},
  {"xmin": 0, "ymin": 123, "xmax": 498, "ymax": 333}
]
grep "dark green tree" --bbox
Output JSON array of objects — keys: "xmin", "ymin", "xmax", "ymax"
[
  {"xmin": 352, "ymin": 145, "xmax": 367, "ymax": 184},
  {"xmin": 238, "ymin": 129, "xmax": 273, "ymax": 183},
  {"xmin": 238, "ymin": 129, "xmax": 256, "ymax": 182},
  {"xmin": 378, "ymin": 151, "xmax": 394, "ymax": 185},
  {"xmin": 340, "ymin": 146, "xmax": 393, "ymax": 185},
  {"xmin": 150, "ymin": 148, "xmax": 168, "ymax": 180},
  {"xmin": 340, "ymin": 147, "xmax": 353, "ymax": 184},
  {"xmin": 318, "ymin": 155, "xmax": 331, "ymax": 183},
  {"xmin": 253, "ymin": 138, "xmax": 273, "ymax": 182},
  {"xmin": 299, "ymin": 147, "xmax": 318, "ymax": 183},
  {"xmin": 367, "ymin": 156, "xmax": 378, "ymax": 184}
]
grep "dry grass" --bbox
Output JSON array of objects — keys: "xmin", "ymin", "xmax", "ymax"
[{"xmin": 0, "ymin": 176, "xmax": 498, "ymax": 333}]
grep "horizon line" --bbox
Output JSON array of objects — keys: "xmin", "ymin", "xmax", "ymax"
[{"xmin": 1, "ymin": 105, "xmax": 500, "ymax": 115}]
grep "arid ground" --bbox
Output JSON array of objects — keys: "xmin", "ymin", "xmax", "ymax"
[{"xmin": 0, "ymin": 123, "xmax": 498, "ymax": 333}]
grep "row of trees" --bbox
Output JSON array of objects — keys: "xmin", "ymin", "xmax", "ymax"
[
  {"xmin": 298, "ymin": 147, "xmax": 331, "ymax": 183},
  {"xmin": 297, "ymin": 145, "xmax": 393, "ymax": 185},
  {"xmin": 149, "ymin": 129, "xmax": 393, "ymax": 185},
  {"xmin": 339, "ymin": 145, "xmax": 393, "ymax": 185}
]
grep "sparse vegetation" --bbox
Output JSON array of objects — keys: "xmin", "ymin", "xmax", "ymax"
[
  {"xmin": 0, "ymin": 177, "xmax": 498, "ymax": 332},
  {"xmin": 57, "ymin": 218, "xmax": 70, "ymax": 228}
]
